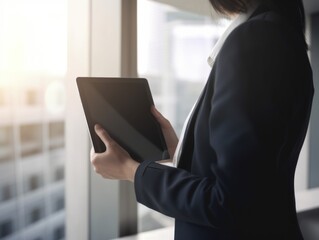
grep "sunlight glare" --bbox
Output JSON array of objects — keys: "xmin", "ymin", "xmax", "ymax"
[{"xmin": 0, "ymin": 0, "xmax": 67, "ymax": 85}]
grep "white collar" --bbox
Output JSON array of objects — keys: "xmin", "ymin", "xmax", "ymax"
[{"xmin": 207, "ymin": 5, "xmax": 258, "ymax": 68}]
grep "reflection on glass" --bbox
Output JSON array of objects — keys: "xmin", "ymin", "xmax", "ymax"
[{"xmin": 137, "ymin": 0, "xmax": 230, "ymax": 233}]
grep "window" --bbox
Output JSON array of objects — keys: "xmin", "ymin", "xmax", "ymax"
[
  {"xmin": 2, "ymin": 185, "xmax": 11, "ymax": 202},
  {"xmin": 137, "ymin": 0, "xmax": 229, "ymax": 232},
  {"xmin": 0, "ymin": 0, "xmax": 67, "ymax": 238},
  {"xmin": 49, "ymin": 150, "xmax": 65, "ymax": 184},
  {"xmin": 53, "ymin": 225, "xmax": 65, "ymax": 240},
  {"xmin": 55, "ymin": 197, "xmax": 65, "ymax": 212},
  {"xmin": 49, "ymin": 121, "xmax": 65, "ymax": 150},
  {"xmin": 25, "ymin": 89, "xmax": 39, "ymax": 106},
  {"xmin": 50, "ymin": 188, "xmax": 65, "ymax": 214},
  {"xmin": 25, "ymin": 174, "xmax": 43, "ymax": 193},
  {"xmin": 0, "ymin": 170, "xmax": 17, "ymax": 204},
  {"xmin": 0, "ymin": 126, "xmax": 14, "ymax": 163},
  {"xmin": 0, "ymin": 209, "xmax": 18, "ymax": 238},
  {"xmin": 20, "ymin": 124, "xmax": 43, "ymax": 157},
  {"xmin": 0, "ymin": 184, "xmax": 14, "ymax": 202},
  {"xmin": 55, "ymin": 166, "xmax": 65, "ymax": 182},
  {"xmin": 0, "ymin": 220, "xmax": 13, "ymax": 238},
  {"xmin": 30, "ymin": 208, "xmax": 42, "ymax": 223},
  {"xmin": 25, "ymin": 201, "xmax": 46, "ymax": 226}
]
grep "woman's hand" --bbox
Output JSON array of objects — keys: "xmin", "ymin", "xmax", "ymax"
[
  {"xmin": 90, "ymin": 124, "xmax": 140, "ymax": 182},
  {"xmin": 151, "ymin": 106, "xmax": 179, "ymax": 159}
]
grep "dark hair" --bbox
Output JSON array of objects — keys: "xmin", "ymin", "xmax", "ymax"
[
  {"xmin": 208, "ymin": 0, "xmax": 253, "ymax": 14},
  {"xmin": 209, "ymin": 0, "xmax": 307, "ymax": 47}
]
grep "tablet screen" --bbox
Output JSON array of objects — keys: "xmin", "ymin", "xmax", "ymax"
[{"xmin": 77, "ymin": 77, "xmax": 169, "ymax": 162}]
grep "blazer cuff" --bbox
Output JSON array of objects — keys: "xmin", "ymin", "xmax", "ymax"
[{"xmin": 134, "ymin": 160, "xmax": 167, "ymax": 204}]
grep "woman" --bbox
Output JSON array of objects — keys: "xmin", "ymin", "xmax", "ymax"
[{"xmin": 91, "ymin": 0, "xmax": 313, "ymax": 239}]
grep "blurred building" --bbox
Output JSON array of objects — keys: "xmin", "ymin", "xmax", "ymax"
[
  {"xmin": 0, "ymin": 76, "xmax": 66, "ymax": 240},
  {"xmin": 0, "ymin": 1, "xmax": 67, "ymax": 239}
]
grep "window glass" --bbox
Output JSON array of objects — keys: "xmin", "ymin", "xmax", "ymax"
[
  {"xmin": 20, "ymin": 123, "xmax": 43, "ymax": 157},
  {"xmin": 53, "ymin": 225, "xmax": 65, "ymax": 240},
  {"xmin": 0, "ymin": 0, "xmax": 67, "ymax": 239},
  {"xmin": 49, "ymin": 121, "xmax": 65, "ymax": 150},
  {"xmin": 0, "ymin": 126, "xmax": 14, "ymax": 163},
  {"xmin": 1, "ymin": 184, "xmax": 14, "ymax": 202},
  {"xmin": 0, "ymin": 220, "xmax": 14, "ymax": 238},
  {"xmin": 137, "ymin": 0, "xmax": 229, "ymax": 232},
  {"xmin": 25, "ymin": 89, "xmax": 39, "ymax": 106},
  {"xmin": 0, "ymin": 207, "xmax": 18, "ymax": 239}
]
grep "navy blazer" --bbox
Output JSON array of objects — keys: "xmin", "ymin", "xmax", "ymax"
[{"xmin": 134, "ymin": 5, "xmax": 314, "ymax": 240}]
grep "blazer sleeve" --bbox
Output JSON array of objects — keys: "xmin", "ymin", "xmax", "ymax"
[{"xmin": 134, "ymin": 20, "xmax": 297, "ymax": 229}]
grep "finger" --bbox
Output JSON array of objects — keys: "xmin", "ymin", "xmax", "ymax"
[
  {"xmin": 90, "ymin": 146, "xmax": 95, "ymax": 156},
  {"xmin": 151, "ymin": 105, "xmax": 162, "ymax": 117},
  {"xmin": 94, "ymin": 124, "xmax": 115, "ymax": 148},
  {"xmin": 151, "ymin": 106, "xmax": 171, "ymax": 129},
  {"xmin": 151, "ymin": 106, "xmax": 166, "ymax": 122}
]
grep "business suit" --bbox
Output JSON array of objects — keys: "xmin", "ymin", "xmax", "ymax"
[{"xmin": 134, "ymin": 5, "xmax": 313, "ymax": 240}]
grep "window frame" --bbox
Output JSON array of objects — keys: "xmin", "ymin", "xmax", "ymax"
[{"xmin": 66, "ymin": 0, "xmax": 138, "ymax": 239}]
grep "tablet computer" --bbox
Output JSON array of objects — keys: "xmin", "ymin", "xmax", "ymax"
[{"xmin": 76, "ymin": 77, "xmax": 169, "ymax": 162}]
